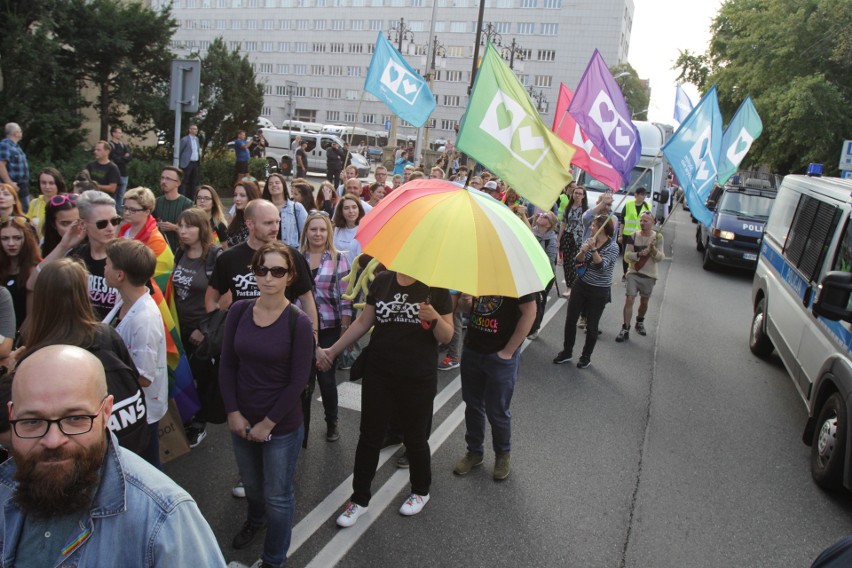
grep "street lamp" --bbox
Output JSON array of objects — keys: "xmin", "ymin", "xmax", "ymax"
[
  {"xmin": 480, "ymin": 21, "xmax": 503, "ymax": 46},
  {"xmin": 419, "ymin": 36, "xmax": 446, "ymax": 154},
  {"xmin": 501, "ymin": 37, "xmax": 525, "ymax": 71},
  {"xmin": 385, "ymin": 18, "xmax": 416, "ymax": 153},
  {"xmin": 528, "ymin": 86, "xmax": 549, "ymax": 114}
]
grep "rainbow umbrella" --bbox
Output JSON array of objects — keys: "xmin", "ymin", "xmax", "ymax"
[{"xmin": 356, "ymin": 179, "xmax": 552, "ymax": 297}]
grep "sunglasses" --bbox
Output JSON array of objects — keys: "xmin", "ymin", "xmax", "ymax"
[
  {"xmin": 252, "ymin": 265, "xmax": 289, "ymax": 278},
  {"xmin": 308, "ymin": 210, "xmax": 330, "ymax": 218},
  {"xmin": 94, "ymin": 216, "xmax": 122, "ymax": 230},
  {"xmin": 49, "ymin": 194, "xmax": 78, "ymax": 207}
]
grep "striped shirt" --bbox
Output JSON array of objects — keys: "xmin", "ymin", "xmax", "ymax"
[{"xmin": 579, "ymin": 238, "xmax": 619, "ymax": 288}]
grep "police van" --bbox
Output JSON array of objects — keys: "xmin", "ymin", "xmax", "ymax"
[{"xmin": 749, "ymin": 168, "xmax": 852, "ymax": 490}]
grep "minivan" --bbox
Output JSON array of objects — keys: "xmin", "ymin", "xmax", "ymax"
[
  {"xmin": 749, "ymin": 171, "xmax": 852, "ymax": 491},
  {"xmin": 261, "ymin": 128, "xmax": 370, "ymax": 178}
]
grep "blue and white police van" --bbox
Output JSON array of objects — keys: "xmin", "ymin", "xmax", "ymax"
[
  {"xmin": 696, "ymin": 176, "xmax": 777, "ymax": 270},
  {"xmin": 749, "ymin": 166, "xmax": 852, "ymax": 491}
]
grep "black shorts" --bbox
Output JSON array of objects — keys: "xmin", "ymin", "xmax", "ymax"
[{"xmin": 236, "ymin": 161, "xmax": 249, "ymax": 174}]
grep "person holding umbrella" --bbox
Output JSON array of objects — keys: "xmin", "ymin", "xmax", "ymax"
[{"xmin": 317, "ymin": 270, "xmax": 453, "ymax": 526}]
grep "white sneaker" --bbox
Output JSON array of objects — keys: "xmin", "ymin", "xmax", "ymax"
[
  {"xmin": 336, "ymin": 501, "xmax": 367, "ymax": 527},
  {"xmin": 399, "ymin": 493, "xmax": 430, "ymax": 516},
  {"xmin": 231, "ymin": 481, "xmax": 246, "ymax": 498}
]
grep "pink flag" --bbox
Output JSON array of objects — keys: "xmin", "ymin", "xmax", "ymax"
[{"xmin": 552, "ymin": 84, "xmax": 623, "ymax": 192}]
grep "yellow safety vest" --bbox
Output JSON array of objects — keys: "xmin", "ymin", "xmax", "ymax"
[{"xmin": 623, "ymin": 199, "xmax": 651, "ymax": 236}]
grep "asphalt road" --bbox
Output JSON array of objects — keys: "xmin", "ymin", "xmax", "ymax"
[{"xmin": 165, "ymin": 207, "xmax": 852, "ymax": 567}]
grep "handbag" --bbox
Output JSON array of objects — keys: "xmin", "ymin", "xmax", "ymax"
[{"xmin": 195, "ymin": 308, "xmax": 228, "ymax": 360}]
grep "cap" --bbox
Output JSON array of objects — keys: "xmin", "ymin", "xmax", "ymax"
[{"xmin": 484, "ymin": 181, "xmax": 499, "ymax": 191}]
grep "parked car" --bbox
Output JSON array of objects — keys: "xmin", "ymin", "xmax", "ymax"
[
  {"xmin": 262, "ymin": 128, "xmax": 371, "ymax": 177},
  {"xmin": 696, "ymin": 177, "xmax": 777, "ymax": 270},
  {"xmin": 749, "ymin": 169, "xmax": 852, "ymax": 491}
]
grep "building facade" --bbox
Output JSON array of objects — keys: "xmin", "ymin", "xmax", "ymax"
[{"xmin": 159, "ymin": 0, "xmax": 634, "ymax": 146}]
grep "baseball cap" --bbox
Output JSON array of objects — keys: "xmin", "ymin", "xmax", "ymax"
[{"xmin": 484, "ymin": 181, "xmax": 499, "ymax": 191}]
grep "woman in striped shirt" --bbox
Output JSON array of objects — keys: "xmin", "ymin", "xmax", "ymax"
[{"xmin": 553, "ymin": 214, "xmax": 619, "ymax": 369}]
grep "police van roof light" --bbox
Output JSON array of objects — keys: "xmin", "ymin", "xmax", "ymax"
[{"xmin": 807, "ymin": 163, "xmax": 823, "ymax": 177}]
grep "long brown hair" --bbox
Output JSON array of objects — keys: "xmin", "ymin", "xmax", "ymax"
[
  {"xmin": 178, "ymin": 207, "xmax": 214, "ymax": 260},
  {"xmin": 227, "ymin": 180, "xmax": 260, "ymax": 239},
  {"xmin": 0, "ymin": 183, "xmax": 24, "ymax": 218},
  {"xmin": 24, "ymin": 258, "xmax": 100, "ymax": 353},
  {"xmin": 0, "ymin": 217, "xmax": 40, "ymax": 289},
  {"xmin": 195, "ymin": 185, "xmax": 227, "ymax": 227}
]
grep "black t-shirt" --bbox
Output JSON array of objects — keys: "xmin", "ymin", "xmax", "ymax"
[
  {"xmin": 465, "ymin": 294, "xmax": 535, "ymax": 354},
  {"xmin": 85, "ymin": 160, "xmax": 121, "ymax": 189},
  {"xmin": 3, "ymin": 274, "xmax": 26, "ymax": 332},
  {"xmin": 296, "ymin": 148, "xmax": 308, "ymax": 171},
  {"xmin": 365, "ymin": 271, "xmax": 452, "ymax": 377},
  {"xmin": 209, "ymin": 241, "xmax": 312, "ymax": 303},
  {"xmin": 71, "ymin": 243, "xmax": 119, "ymax": 320}
]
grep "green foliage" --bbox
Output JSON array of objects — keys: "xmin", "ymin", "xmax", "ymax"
[
  {"xmin": 197, "ymin": 156, "xmax": 268, "ymax": 197},
  {"xmin": 55, "ymin": 0, "xmax": 177, "ymax": 140},
  {"xmin": 0, "ymin": 0, "xmax": 87, "ymax": 162},
  {"xmin": 608, "ymin": 63, "xmax": 650, "ymax": 121},
  {"xmin": 127, "ymin": 158, "xmax": 169, "ymax": 198},
  {"xmin": 27, "ymin": 147, "xmax": 93, "ymax": 195},
  {"xmin": 674, "ymin": 0, "xmax": 852, "ymax": 175},
  {"xmin": 194, "ymin": 38, "xmax": 265, "ymax": 152}
]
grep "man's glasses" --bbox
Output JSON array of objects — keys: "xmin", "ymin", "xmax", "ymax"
[
  {"xmin": 160, "ymin": 176, "xmax": 180, "ymax": 183},
  {"xmin": 10, "ymin": 398, "xmax": 108, "ymax": 439},
  {"xmin": 252, "ymin": 265, "xmax": 290, "ymax": 278},
  {"xmin": 48, "ymin": 194, "xmax": 78, "ymax": 207},
  {"xmin": 94, "ymin": 217, "xmax": 122, "ymax": 229}
]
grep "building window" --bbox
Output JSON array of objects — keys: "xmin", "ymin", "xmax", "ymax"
[
  {"xmin": 310, "ymin": 87, "xmax": 323, "ymax": 98},
  {"xmin": 262, "ymin": 106, "xmax": 271, "ymax": 115},
  {"xmin": 347, "ymin": 66, "xmax": 362, "ymax": 77},
  {"xmin": 351, "ymin": 19, "xmax": 364, "ymax": 30},
  {"xmin": 534, "ymin": 75, "xmax": 552, "ymax": 87},
  {"xmin": 313, "ymin": 43, "xmax": 326, "ymax": 53},
  {"xmin": 450, "ymin": 21, "xmax": 467, "ymax": 32},
  {"xmin": 443, "ymin": 95, "xmax": 460, "ymax": 106},
  {"xmin": 276, "ymin": 64, "xmax": 289, "ymax": 74},
  {"xmin": 330, "ymin": 43, "xmax": 344, "ymax": 53},
  {"xmin": 349, "ymin": 43, "xmax": 364, "ymax": 53},
  {"xmin": 541, "ymin": 23, "xmax": 558, "ymax": 35},
  {"xmin": 495, "ymin": 22, "xmax": 510, "ymax": 34},
  {"xmin": 441, "ymin": 118, "xmax": 458, "ymax": 130},
  {"xmin": 447, "ymin": 45, "xmax": 466, "ymax": 58},
  {"xmin": 329, "ymin": 66, "xmax": 343, "ymax": 76},
  {"xmin": 346, "ymin": 90, "xmax": 359, "ymax": 100},
  {"xmin": 517, "ymin": 22, "xmax": 534, "ymax": 34},
  {"xmin": 259, "ymin": 63, "xmax": 274, "ymax": 73},
  {"xmin": 296, "ymin": 19, "xmax": 310, "ymax": 30},
  {"xmin": 411, "ymin": 0, "xmax": 424, "ymax": 5},
  {"xmin": 538, "ymin": 49, "xmax": 555, "ymax": 61},
  {"xmin": 264, "ymin": 84, "xmax": 273, "ymax": 95},
  {"xmin": 311, "ymin": 65, "xmax": 324, "ymax": 75},
  {"xmin": 315, "ymin": 19, "xmax": 327, "ymax": 30},
  {"xmin": 294, "ymin": 64, "xmax": 307, "ymax": 75},
  {"xmin": 263, "ymin": 19, "xmax": 275, "ymax": 29},
  {"xmin": 292, "ymin": 86, "xmax": 306, "ymax": 97},
  {"xmin": 343, "ymin": 111, "xmax": 356, "ymax": 122},
  {"xmin": 520, "ymin": 0, "xmax": 536, "ymax": 6},
  {"xmin": 295, "ymin": 109, "xmax": 316, "ymax": 122},
  {"xmin": 246, "ymin": 19, "xmax": 257, "ymax": 30},
  {"xmin": 445, "ymin": 70, "xmax": 463, "ymax": 82},
  {"xmin": 279, "ymin": 19, "xmax": 291, "ymax": 30},
  {"xmin": 328, "ymin": 88, "xmax": 342, "ymax": 98},
  {"xmin": 216, "ymin": 19, "xmax": 227, "ymax": 29},
  {"xmin": 294, "ymin": 42, "xmax": 309, "ymax": 53},
  {"xmin": 261, "ymin": 41, "xmax": 274, "ymax": 52},
  {"xmin": 230, "ymin": 19, "xmax": 241, "ymax": 30},
  {"xmin": 327, "ymin": 111, "xmax": 340, "ymax": 122},
  {"xmin": 278, "ymin": 42, "xmax": 289, "ymax": 52},
  {"xmin": 332, "ymin": 19, "xmax": 346, "ymax": 30},
  {"xmin": 543, "ymin": 0, "xmax": 561, "ymax": 7},
  {"xmin": 276, "ymin": 85, "xmax": 289, "ymax": 95},
  {"xmin": 362, "ymin": 114, "xmax": 376, "ymax": 124},
  {"xmin": 369, "ymin": 19, "xmax": 382, "ymax": 31}
]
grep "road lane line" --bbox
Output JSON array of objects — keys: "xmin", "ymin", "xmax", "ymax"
[{"xmin": 296, "ymin": 296, "xmax": 566, "ymax": 565}]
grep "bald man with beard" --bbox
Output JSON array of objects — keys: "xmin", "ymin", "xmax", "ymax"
[{"xmin": 0, "ymin": 345, "xmax": 225, "ymax": 567}]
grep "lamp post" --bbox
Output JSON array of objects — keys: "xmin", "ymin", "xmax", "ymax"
[
  {"xmin": 527, "ymin": 85, "xmax": 549, "ymax": 114},
  {"xmin": 420, "ymin": 36, "xmax": 446, "ymax": 154},
  {"xmin": 501, "ymin": 37, "xmax": 525, "ymax": 70},
  {"xmin": 386, "ymin": 18, "xmax": 415, "ymax": 154}
]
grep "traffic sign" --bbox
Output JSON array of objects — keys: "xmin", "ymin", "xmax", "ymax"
[
  {"xmin": 169, "ymin": 59, "xmax": 201, "ymax": 113},
  {"xmin": 839, "ymin": 140, "xmax": 852, "ymax": 171}
]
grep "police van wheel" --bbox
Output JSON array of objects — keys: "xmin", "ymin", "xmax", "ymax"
[
  {"xmin": 749, "ymin": 299, "xmax": 773, "ymax": 358},
  {"xmin": 811, "ymin": 392, "xmax": 847, "ymax": 491},
  {"xmin": 702, "ymin": 247, "xmax": 715, "ymax": 271}
]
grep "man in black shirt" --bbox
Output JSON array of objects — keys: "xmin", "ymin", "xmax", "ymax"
[
  {"xmin": 86, "ymin": 141, "xmax": 121, "ymax": 196},
  {"xmin": 108, "ymin": 126, "xmax": 132, "ymax": 211},
  {"xmin": 452, "ymin": 294, "xmax": 536, "ymax": 481},
  {"xmin": 326, "ymin": 141, "xmax": 345, "ymax": 184}
]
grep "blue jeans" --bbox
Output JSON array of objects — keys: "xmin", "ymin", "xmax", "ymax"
[
  {"xmin": 447, "ymin": 308, "xmax": 464, "ymax": 360},
  {"xmin": 115, "ymin": 176, "xmax": 128, "ymax": 212},
  {"xmin": 231, "ymin": 424, "xmax": 304, "ymax": 567},
  {"xmin": 460, "ymin": 347, "xmax": 520, "ymax": 455}
]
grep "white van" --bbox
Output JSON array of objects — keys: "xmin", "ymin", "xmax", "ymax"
[
  {"xmin": 261, "ymin": 128, "xmax": 370, "ymax": 178},
  {"xmin": 749, "ymin": 171, "xmax": 852, "ymax": 490}
]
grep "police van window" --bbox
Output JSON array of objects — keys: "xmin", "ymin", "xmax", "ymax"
[
  {"xmin": 763, "ymin": 188, "xmax": 799, "ymax": 245},
  {"xmin": 783, "ymin": 194, "xmax": 840, "ymax": 282},
  {"xmin": 833, "ymin": 220, "xmax": 852, "ymax": 274}
]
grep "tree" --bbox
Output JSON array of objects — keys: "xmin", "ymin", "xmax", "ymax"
[
  {"xmin": 193, "ymin": 37, "xmax": 265, "ymax": 155},
  {"xmin": 674, "ymin": 0, "xmax": 852, "ymax": 175},
  {"xmin": 609, "ymin": 63, "xmax": 650, "ymax": 122},
  {"xmin": 0, "ymin": 0, "xmax": 86, "ymax": 162},
  {"xmin": 56, "ymin": 0, "xmax": 177, "ymax": 140}
]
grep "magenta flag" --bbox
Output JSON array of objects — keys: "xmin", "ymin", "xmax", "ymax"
[
  {"xmin": 552, "ymin": 84, "xmax": 623, "ymax": 192},
  {"xmin": 567, "ymin": 50, "xmax": 641, "ymax": 185}
]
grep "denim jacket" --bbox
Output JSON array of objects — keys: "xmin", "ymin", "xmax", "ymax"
[{"xmin": 0, "ymin": 432, "xmax": 226, "ymax": 568}]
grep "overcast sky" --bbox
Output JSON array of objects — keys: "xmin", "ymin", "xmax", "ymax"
[{"xmin": 629, "ymin": 0, "xmax": 723, "ymax": 124}]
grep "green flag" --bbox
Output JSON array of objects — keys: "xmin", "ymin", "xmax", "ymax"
[{"xmin": 457, "ymin": 43, "xmax": 575, "ymax": 210}]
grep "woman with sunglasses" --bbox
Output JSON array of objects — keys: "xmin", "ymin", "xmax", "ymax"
[
  {"xmin": 0, "ymin": 184, "xmax": 25, "ymax": 223},
  {"xmin": 219, "ymin": 241, "xmax": 312, "ymax": 568},
  {"xmin": 26, "ymin": 167, "xmax": 67, "ymax": 234},
  {"xmin": 35, "ymin": 190, "xmax": 122, "ymax": 320},
  {"xmin": 226, "ymin": 180, "xmax": 260, "ymax": 248},
  {"xmin": 262, "ymin": 173, "xmax": 306, "ymax": 248},
  {"xmin": 0, "ymin": 216, "xmax": 40, "ymax": 334},
  {"xmin": 332, "ymin": 194, "xmax": 364, "ymax": 267},
  {"xmin": 193, "ymin": 185, "xmax": 228, "ymax": 246},
  {"xmin": 118, "ymin": 187, "xmax": 174, "ymax": 281},
  {"xmin": 317, "ymin": 270, "xmax": 453, "ymax": 527},
  {"xmin": 41, "ymin": 193, "xmax": 79, "ymax": 257},
  {"xmin": 299, "ymin": 211, "xmax": 352, "ymax": 442}
]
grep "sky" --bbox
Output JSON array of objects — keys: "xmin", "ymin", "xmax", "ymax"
[{"xmin": 628, "ymin": 0, "xmax": 723, "ymax": 124}]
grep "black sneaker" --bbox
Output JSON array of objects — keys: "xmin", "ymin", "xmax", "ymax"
[
  {"xmin": 232, "ymin": 520, "xmax": 263, "ymax": 549},
  {"xmin": 396, "ymin": 452, "xmax": 410, "ymax": 468},
  {"xmin": 577, "ymin": 356, "xmax": 591, "ymax": 369},
  {"xmin": 326, "ymin": 422, "xmax": 340, "ymax": 442},
  {"xmin": 635, "ymin": 320, "xmax": 647, "ymax": 336},
  {"xmin": 552, "ymin": 351, "xmax": 573, "ymax": 364},
  {"xmin": 185, "ymin": 426, "xmax": 207, "ymax": 448}
]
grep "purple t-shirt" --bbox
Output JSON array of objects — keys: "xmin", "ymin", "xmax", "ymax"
[{"xmin": 219, "ymin": 301, "xmax": 313, "ymax": 435}]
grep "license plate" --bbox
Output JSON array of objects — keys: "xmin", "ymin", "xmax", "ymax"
[{"xmin": 743, "ymin": 253, "xmax": 757, "ymax": 261}]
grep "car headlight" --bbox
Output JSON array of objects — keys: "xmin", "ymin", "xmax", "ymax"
[{"xmin": 713, "ymin": 229, "xmax": 735, "ymax": 240}]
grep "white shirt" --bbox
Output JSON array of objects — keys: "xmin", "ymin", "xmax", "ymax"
[
  {"xmin": 334, "ymin": 225, "xmax": 362, "ymax": 267},
  {"xmin": 189, "ymin": 135, "xmax": 199, "ymax": 162}
]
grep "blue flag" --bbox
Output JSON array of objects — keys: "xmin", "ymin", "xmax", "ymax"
[
  {"xmin": 663, "ymin": 86, "xmax": 723, "ymax": 227},
  {"xmin": 717, "ymin": 96, "xmax": 763, "ymax": 186},
  {"xmin": 674, "ymin": 83, "xmax": 694, "ymax": 124},
  {"xmin": 364, "ymin": 33, "xmax": 435, "ymax": 128}
]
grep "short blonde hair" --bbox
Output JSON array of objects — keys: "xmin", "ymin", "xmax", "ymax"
[{"xmin": 123, "ymin": 186, "xmax": 156, "ymax": 211}]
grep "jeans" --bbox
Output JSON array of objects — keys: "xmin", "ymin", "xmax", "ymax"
[
  {"xmin": 447, "ymin": 308, "xmax": 464, "ymax": 360},
  {"xmin": 115, "ymin": 176, "xmax": 128, "ymax": 212},
  {"xmin": 460, "ymin": 347, "xmax": 520, "ymax": 455},
  {"xmin": 181, "ymin": 161, "xmax": 200, "ymax": 199},
  {"xmin": 352, "ymin": 370, "xmax": 436, "ymax": 506},
  {"xmin": 17, "ymin": 185, "xmax": 29, "ymax": 212},
  {"xmin": 317, "ymin": 327, "xmax": 341, "ymax": 424},
  {"xmin": 562, "ymin": 280, "xmax": 610, "ymax": 359},
  {"xmin": 231, "ymin": 424, "xmax": 304, "ymax": 567}
]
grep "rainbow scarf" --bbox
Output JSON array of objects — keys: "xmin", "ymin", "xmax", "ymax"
[{"xmin": 120, "ymin": 216, "xmax": 174, "ymax": 283}]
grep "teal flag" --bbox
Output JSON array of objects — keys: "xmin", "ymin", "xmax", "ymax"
[
  {"xmin": 456, "ymin": 43, "xmax": 575, "ymax": 210},
  {"xmin": 717, "ymin": 96, "xmax": 763, "ymax": 186}
]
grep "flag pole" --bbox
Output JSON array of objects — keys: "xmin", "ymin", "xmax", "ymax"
[
  {"xmin": 345, "ymin": 91, "xmax": 367, "ymax": 179},
  {"xmin": 589, "ymin": 150, "xmax": 662, "ymax": 241}
]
